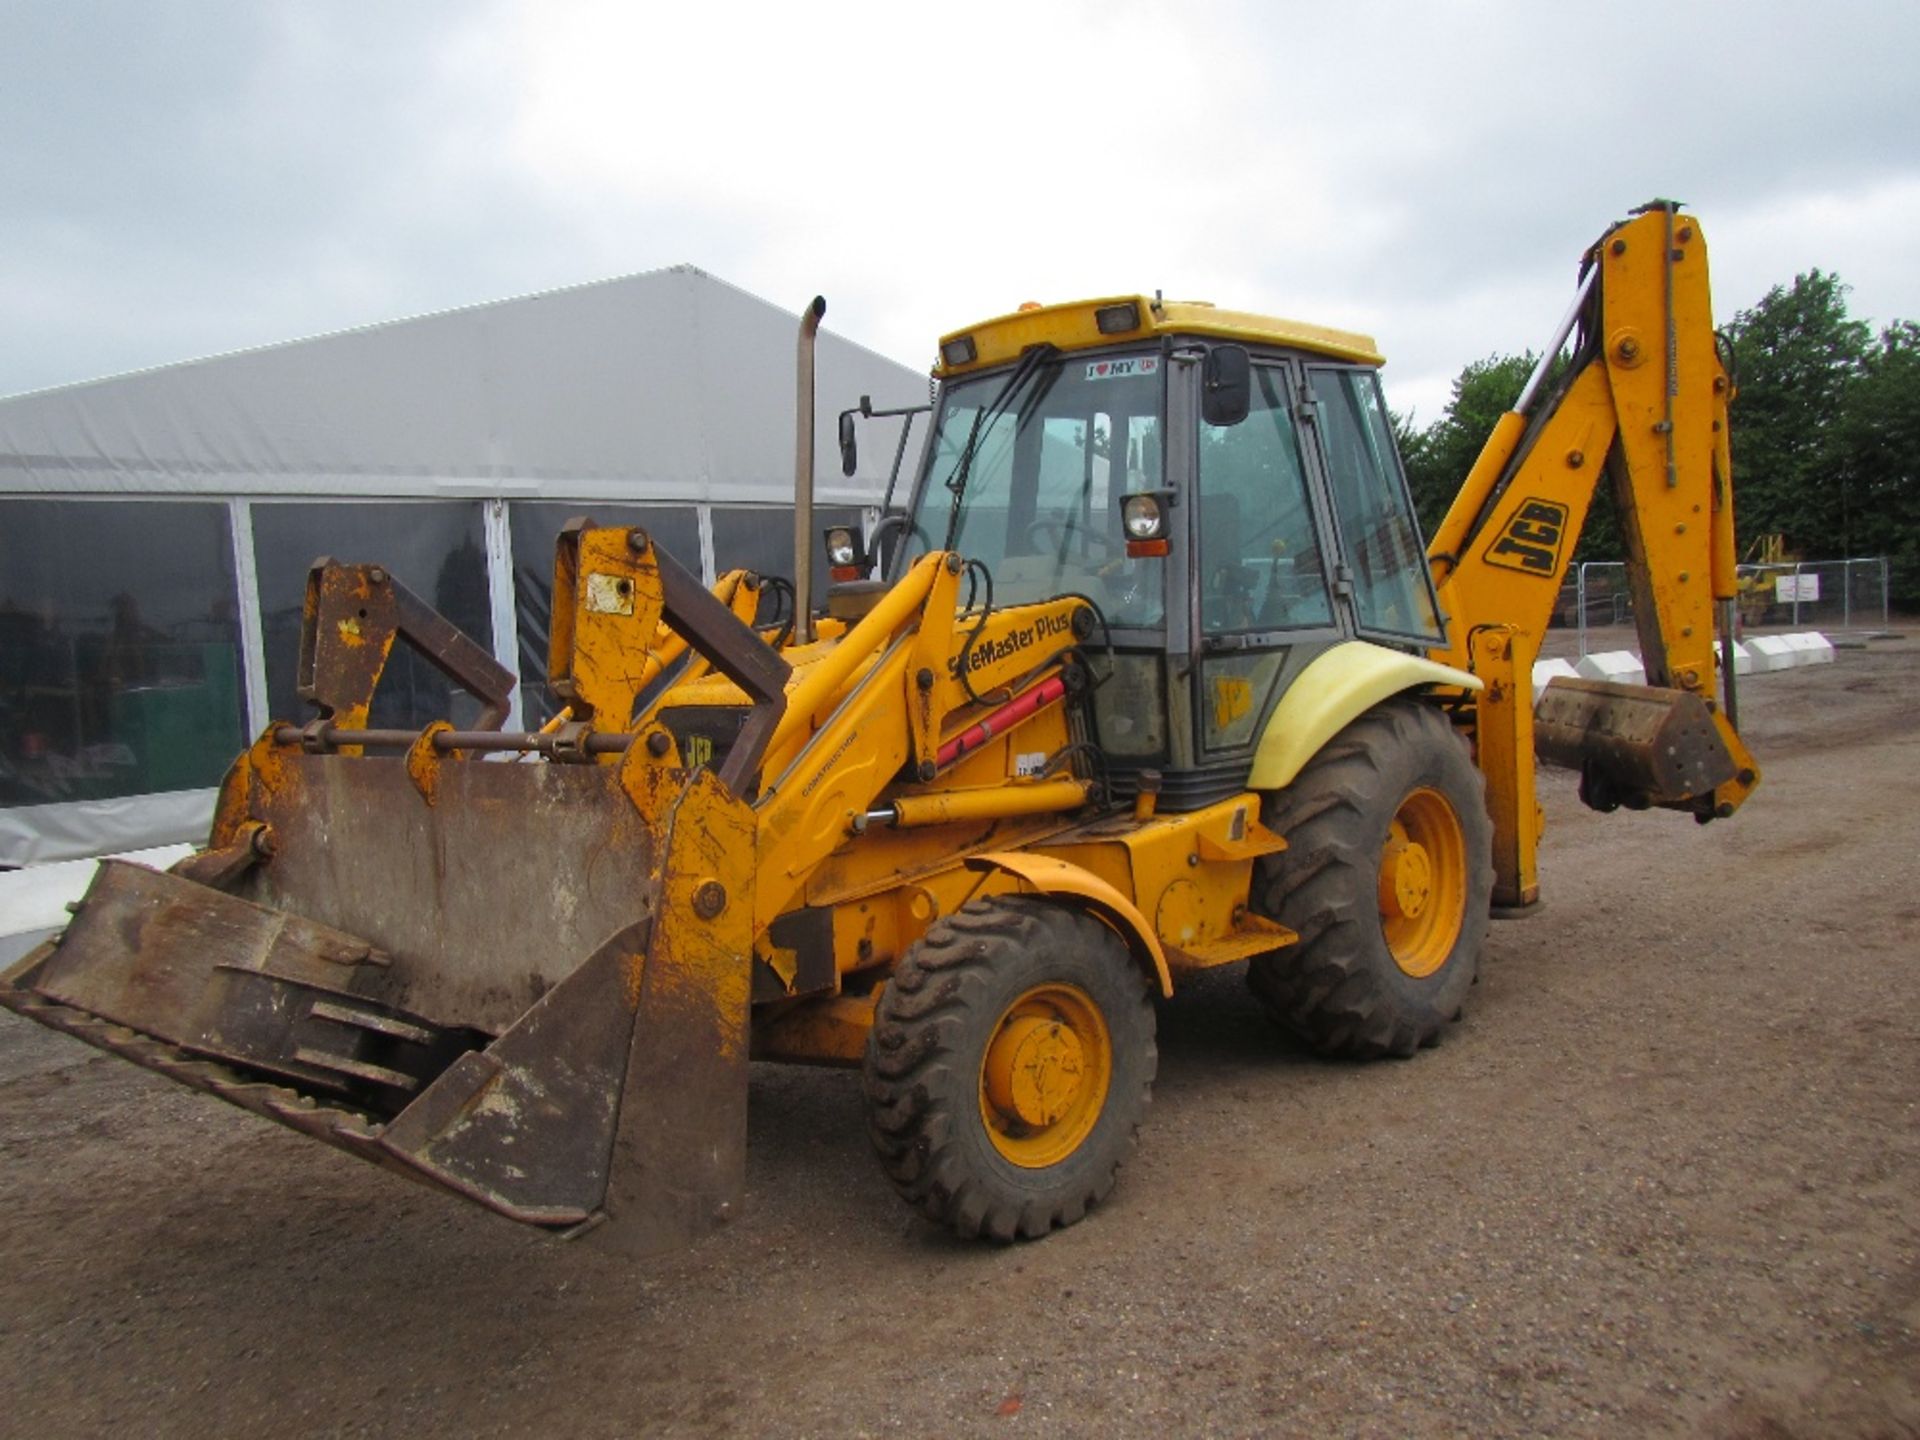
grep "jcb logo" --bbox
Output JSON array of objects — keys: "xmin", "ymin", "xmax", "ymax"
[
  {"xmin": 683, "ymin": 734, "xmax": 714, "ymax": 769},
  {"xmin": 1211, "ymin": 674, "xmax": 1254, "ymax": 731},
  {"xmin": 1485, "ymin": 499, "xmax": 1570, "ymax": 576}
]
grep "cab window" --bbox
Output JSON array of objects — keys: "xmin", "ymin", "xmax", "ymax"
[
  {"xmin": 906, "ymin": 355, "xmax": 1164, "ymax": 627},
  {"xmin": 1197, "ymin": 365, "xmax": 1333, "ymax": 633},
  {"xmin": 1309, "ymin": 367, "xmax": 1444, "ymax": 641}
]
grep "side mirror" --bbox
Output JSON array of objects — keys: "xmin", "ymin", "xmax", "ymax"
[
  {"xmin": 1201, "ymin": 345, "xmax": 1251, "ymax": 428},
  {"xmin": 837, "ymin": 410, "xmax": 859, "ymax": 477}
]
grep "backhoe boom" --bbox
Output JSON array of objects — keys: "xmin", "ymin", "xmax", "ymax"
[{"xmin": 1427, "ymin": 203, "xmax": 1758, "ymax": 906}]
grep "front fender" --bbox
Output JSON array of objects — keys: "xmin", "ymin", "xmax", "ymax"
[
  {"xmin": 964, "ymin": 851, "xmax": 1174, "ymax": 998},
  {"xmin": 1247, "ymin": 641, "xmax": 1481, "ymax": 792}
]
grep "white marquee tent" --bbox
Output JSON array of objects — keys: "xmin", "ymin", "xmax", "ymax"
[{"xmin": 0, "ymin": 265, "xmax": 930, "ymax": 866}]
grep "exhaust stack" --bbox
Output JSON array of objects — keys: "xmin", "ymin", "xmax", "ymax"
[{"xmin": 793, "ymin": 295, "xmax": 827, "ymax": 645}]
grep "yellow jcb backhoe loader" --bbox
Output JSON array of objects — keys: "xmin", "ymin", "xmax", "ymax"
[{"xmin": 1, "ymin": 202, "xmax": 1757, "ymax": 1254}]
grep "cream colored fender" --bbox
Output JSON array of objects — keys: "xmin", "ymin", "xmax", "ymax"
[{"xmin": 1247, "ymin": 641, "xmax": 1482, "ymax": 791}]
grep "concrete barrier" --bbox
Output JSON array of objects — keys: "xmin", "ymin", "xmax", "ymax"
[
  {"xmin": 1782, "ymin": 631, "xmax": 1836, "ymax": 665},
  {"xmin": 1714, "ymin": 638, "xmax": 1755, "ymax": 676},
  {"xmin": 1573, "ymin": 650, "xmax": 1647, "ymax": 686},
  {"xmin": 1745, "ymin": 635, "xmax": 1798, "ymax": 671},
  {"xmin": 1531, "ymin": 657, "xmax": 1582, "ymax": 705}
]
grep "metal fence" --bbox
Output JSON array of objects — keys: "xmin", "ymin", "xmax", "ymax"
[{"xmin": 1551, "ymin": 557, "xmax": 1892, "ymax": 658}]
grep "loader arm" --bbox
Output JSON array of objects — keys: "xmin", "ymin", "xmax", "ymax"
[
  {"xmin": 1425, "ymin": 203, "xmax": 1759, "ymax": 907},
  {"xmin": 0, "ymin": 518, "xmax": 1105, "ymax": 1254}
]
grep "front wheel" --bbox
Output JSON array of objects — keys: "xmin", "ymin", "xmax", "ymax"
[
  {"xmin": 1249, "ymin": 699, "xmax": 1493, "ymax": 1058},
  {"xmin": 863, "ymin": 896, "xmax": 1156, "ymax": 1241}
]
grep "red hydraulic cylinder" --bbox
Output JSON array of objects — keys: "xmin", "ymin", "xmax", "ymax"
[{"xmin": 936, "ymin": 674, "xmax": 1067, "ymax": 769}]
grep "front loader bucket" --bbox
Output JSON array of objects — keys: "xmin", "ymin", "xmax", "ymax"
[{"xmin": 0, "ymin": 752, "xmax": 756, "ymax": 1258}]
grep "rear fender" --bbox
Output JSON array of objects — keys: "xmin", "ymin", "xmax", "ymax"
[{"xmin": 1248, "ymin": 641, "xmax": 1481, "ymax": 792}]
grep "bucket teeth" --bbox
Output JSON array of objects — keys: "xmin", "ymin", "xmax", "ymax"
[
  {"xmin": 0, "ymin": 984, "xmax": 388, "ymax": 1151},
  {"xmin": 307, "ymin": 1001, "xmax": 433, "ymax": 1047},
  {"xmin": 3, "ymin": 758, "xmax": 757, "ymax": 1255}
]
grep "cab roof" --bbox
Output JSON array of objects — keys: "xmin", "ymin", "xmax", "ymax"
[{"xmin": 933, "ymin": 294, "xmax": 1384, "ymax": 378}]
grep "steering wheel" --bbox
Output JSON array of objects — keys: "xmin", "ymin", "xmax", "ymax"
[{"xmin": 1202, "ymin": 561, "xmax": 1257, "ymax": 631}]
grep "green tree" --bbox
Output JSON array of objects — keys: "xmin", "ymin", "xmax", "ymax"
[
  {"xmin": 1834, "ymin": 320, "xmax": 1920, "ymax": 607},
  {"xmin": 1395, "ymin": 269, "xmax": 1918, "ymax": 607},
  {"xmin": 1399, "ymin": 352, "xmax": 1536, "ymax": 538},
  {"xmin": 1394, "ymin": 350, "xmax": 1626, "ymax": 562},
  {"xmin": 1724, "ymin": 270, "xmax": 1870, "ymax": 556}
]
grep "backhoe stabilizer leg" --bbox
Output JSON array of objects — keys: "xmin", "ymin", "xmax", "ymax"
[{"xmin": 1469, "ymin": 626, "xmax": 1542, "ymax": 911}]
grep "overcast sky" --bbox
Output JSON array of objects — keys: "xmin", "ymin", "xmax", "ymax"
[{"xmin": 6, "ymin": 1, "xmax": 1918, "ymax": 423}]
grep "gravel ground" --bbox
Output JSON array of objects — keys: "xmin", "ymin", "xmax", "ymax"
[{"xmin": 1, "ymin": 634, "xmax": 1914, "ymax": 1439}]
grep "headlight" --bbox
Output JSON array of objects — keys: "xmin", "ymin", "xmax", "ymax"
[
  {"xmin": 822, "ymin": 525, "xmax": 868, "ymax": 579},
  {"xmin": 1121, "ymin": 494, "xmax": 1166, "ymax": 540},
  {"xmin": 1119, "ymin": 491, "xmax": 1173, "ymax": 558}
]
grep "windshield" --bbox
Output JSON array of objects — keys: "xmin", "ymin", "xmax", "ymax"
[{"xmin": 904, "ymin": 353, "xmax": 1165, "ymax": 626}]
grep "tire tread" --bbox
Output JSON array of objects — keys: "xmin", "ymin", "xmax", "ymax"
[
  {"xmin": 1249, "ymin": 700, "xmax": 1493, "ymax": 1060},
  {"xmin": 863, "ymin": 895, "xmax": 1156, "ymax": 1241}
]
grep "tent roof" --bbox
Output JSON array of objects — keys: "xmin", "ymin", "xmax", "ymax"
[{"xmin": 0, "ymin": 265, "xmax": 930, "ymax": 506}]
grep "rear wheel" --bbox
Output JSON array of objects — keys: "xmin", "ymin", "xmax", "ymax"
[
  {"xmin": 1249, "ymin": 699, "xmax": 1492, "ymax": 1058},
  {"xmin": 863, "ymin": 895, "xmax": 1156, "ymax": 1241}
]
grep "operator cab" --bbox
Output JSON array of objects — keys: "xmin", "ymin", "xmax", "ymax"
[{"xmin": 894, "ymin": 296, "xmax": 1445, "ymax": 810}]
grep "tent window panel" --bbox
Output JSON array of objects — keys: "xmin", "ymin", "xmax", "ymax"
[
  {"xmin": 507, "ymin": 502, "xmax": 702, "ymax": 725},
  {"xmin": 251, "ymin": 501, "xmax": 492, "ymax": 730},
  {"xmin": 709, "ymin": 505, "xmax": 865, "ymax": 616},
  {"xmin": 0, "ymin": 499, "xmax": 245, "ymax": 805}
]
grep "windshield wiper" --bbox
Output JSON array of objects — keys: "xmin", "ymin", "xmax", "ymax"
[{"xmin": 941, "ymin": 344, "xmax": 1059, "ymax": 550}]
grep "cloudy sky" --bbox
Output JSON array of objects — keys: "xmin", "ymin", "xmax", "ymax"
[{"xmin": 6, "ymin": 1, "xmax": 1918, "ymax": 422}]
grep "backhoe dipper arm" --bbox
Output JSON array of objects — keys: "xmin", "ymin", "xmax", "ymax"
[{"xmin": 1425, "ymin": 203, "xmax": 1759, "ymax": 907}]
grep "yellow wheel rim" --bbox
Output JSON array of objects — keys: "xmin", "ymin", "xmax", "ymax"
[
  {"xmin": 978, "ymin": 983, "xmax": 1112, "ymax": 1169},
  {"xmin": 1377, "ymin": 786, "xmax": 1468, "ymax": 979}
]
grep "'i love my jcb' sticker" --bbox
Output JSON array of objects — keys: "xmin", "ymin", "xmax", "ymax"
[{"xmin": 1084, "ymin": 356, "xmax": 1160, "ymax": 382}]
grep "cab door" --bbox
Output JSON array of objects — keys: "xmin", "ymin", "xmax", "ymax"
[
  {"xmin": 1190, "ymin": 360, "xmax": 1344, "ymax": 767},
  {"xmin": 1298, "ymin": 365, "xmax": 1446, "ymax": 646}
]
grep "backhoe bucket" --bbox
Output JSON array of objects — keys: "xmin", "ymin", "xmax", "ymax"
[
  {"xmin": 0, "ymin": 751, "xmax": 756, "ymax": 1258},
  {"xmin": 1534, "ymin": 676, "xmax": 1739, "ymax": 814}
]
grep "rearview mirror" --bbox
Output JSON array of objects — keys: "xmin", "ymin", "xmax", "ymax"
[
  {"xmin": 1201, "ymin": 345, "xmax": 1251, "ymax": 428},
  {"xmin": 837, "ymin": 410, "xmax": 859, "ymax": 477}
]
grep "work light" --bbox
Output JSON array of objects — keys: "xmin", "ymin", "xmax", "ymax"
[
  {"xmin": 1122, "ymin": 493, "xmax": 1166, "ymax": 540},
  {"xmin": 1119, "ymin": 491, "xmax": 1171, "ymax": 558},
  {"xmin": 823, "ymin": 524, "xmax": 868, "ymax": 580}
]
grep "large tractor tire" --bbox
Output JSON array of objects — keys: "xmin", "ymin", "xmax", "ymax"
[
  {"xmin": 1248, "ymin": 699, "xmax": 1492, "ymax": 1059},
  {"xmin": 863, "ymin": 895, "xmax": 1157, "ymax": 1241}
]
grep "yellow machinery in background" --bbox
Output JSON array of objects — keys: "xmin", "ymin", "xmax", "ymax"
[
  {"xmin": 1735, "ymin": 532, "xmax": 1798, "ymax": 626},
  {"xmin": 1, "ymin": 203, "xmax": 1757, "ymax": 1253}
]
